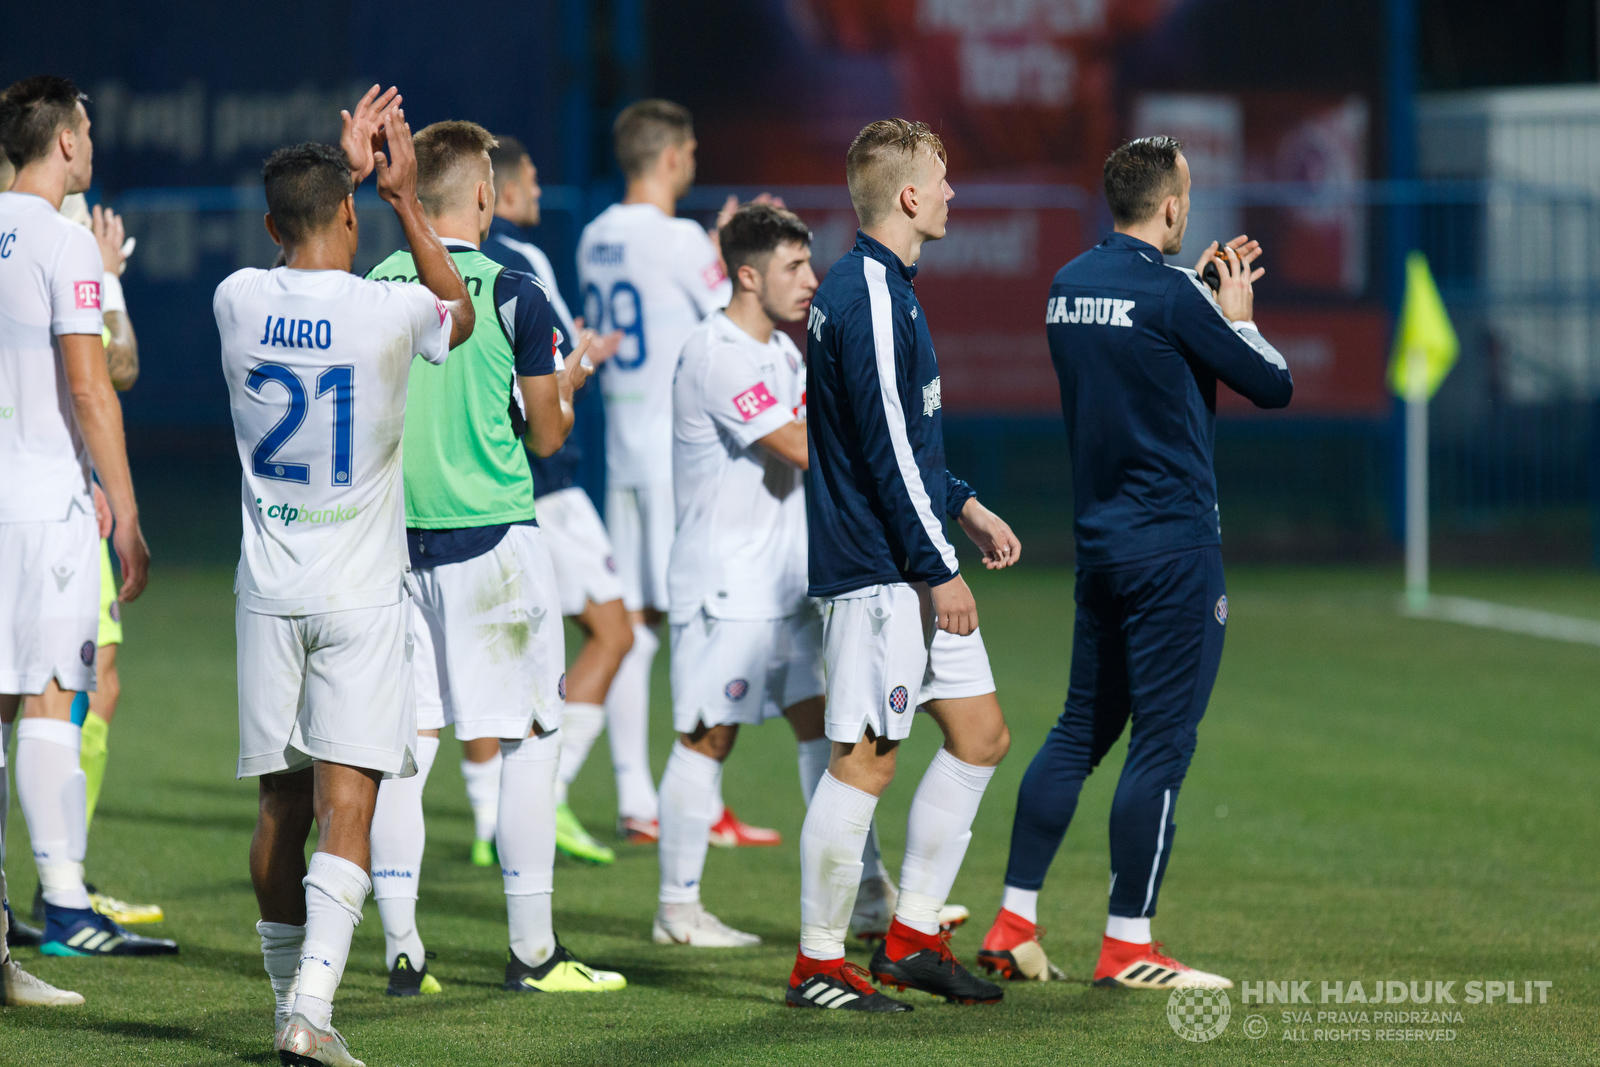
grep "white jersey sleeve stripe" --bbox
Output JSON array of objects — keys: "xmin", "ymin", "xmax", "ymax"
[{"xmin": 863, "ymin": 257, "xmax": 959, "ymax": 574}]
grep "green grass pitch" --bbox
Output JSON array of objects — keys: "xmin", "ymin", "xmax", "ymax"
[{"xmin": 2, "ymin": 565, "xmax": 1596, "ymax": 1065}]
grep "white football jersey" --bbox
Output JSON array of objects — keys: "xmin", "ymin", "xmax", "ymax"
[
  {"xmin": 578, "ymin": 202, "xmax": 731, "ymax": 486},
  {"xmin": 668, "ymin": 312, "xmax": 806, "ymax": 624},
  {"xmin": 215, "ymin": 267, "xmax": 451, "ymax": 616},
  {"xmin": 0, "ymin": 191, "xmax": 106, "ymax": 523}
]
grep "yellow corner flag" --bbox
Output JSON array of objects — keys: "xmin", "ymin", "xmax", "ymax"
[{"xmin": 1388, "ymin": 251, "xmax": 1459, "ymax": 402}]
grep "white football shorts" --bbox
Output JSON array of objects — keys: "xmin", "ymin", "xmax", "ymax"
[
  {"xmin": 0, "ymin": 509, "xmax": 100, "ymax": 695},
  {"xmin": 605, "ymin": 481, "xmax": 674, "ymax": 613},
  {"xmin": 670, "ymin": 603, "xmax": 825, "ymax": 733},
  {"xmin": 536, "ymin": 486, "xmax": 624, "ymax": 616},
  {"xmin": 410, "ymin": 524, "xmax": 565, "ymax": 740},
  {"xmin": 820, "ymin": 582, "xmax": 996, "ymax": 744},
  {"xmin": 236, "ymin": 596, "xmax": 417, "ymax": 778}
]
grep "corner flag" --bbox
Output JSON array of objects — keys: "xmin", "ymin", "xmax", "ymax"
[{"xmin": 1387, "ymin": 251, "xmax": 1459, "ymax": 402}]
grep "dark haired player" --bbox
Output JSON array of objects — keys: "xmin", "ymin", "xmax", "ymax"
[
  {"xmin": 0, "ymin": 73, "xmax": 161, "ymax": 990},
  {"xmin": 477, "ymin": 134, "xmax": 628, "ymax": 869},
  {"xmin": 215, "ymin": 87, "xmax": 475, "ymax": 1065},
  {"xmin": 654, "ymin": 203, "xmax": 816, "ymax": 946},
  {"xmin": 978, "ymin": 136, "xmax": 1291, "ymax": 990}
]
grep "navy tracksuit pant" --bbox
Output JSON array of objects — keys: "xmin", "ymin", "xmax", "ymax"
[{"xmin": 1003, "ymin": 546, "xmax": 1227, "ymax": 919}]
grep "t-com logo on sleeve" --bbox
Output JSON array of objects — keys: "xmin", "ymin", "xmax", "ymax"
[
  {"xmin": 731, "ymin": 383, "xmax": 778, "ymax": 421},
  {"xmin": 1046, "ymin": 296, "xmax": 1133, "ymax": 326},
  {"xmin": 75, "ymin": 280, "xmax": 101, "ymax": 310}
]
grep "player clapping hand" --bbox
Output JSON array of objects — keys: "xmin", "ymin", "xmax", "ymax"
[{"xmin": 340, "ymin": 84, "xmax": 400, "ymax": 185}]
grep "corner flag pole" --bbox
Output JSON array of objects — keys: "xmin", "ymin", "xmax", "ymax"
[{"xmin": 1404, "ymin": 356, "xmax": 1429, "ymax": 610}]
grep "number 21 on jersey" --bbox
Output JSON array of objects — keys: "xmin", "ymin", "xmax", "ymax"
[
  {"xmin": 248, "ymin": 362, "xmax": 354, "ymax": 487},
  {"xmin": 584, "ymin": 281, "xmax": 646, "ymax": 370}
]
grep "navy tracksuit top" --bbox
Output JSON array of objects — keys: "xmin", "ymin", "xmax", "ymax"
[
  {"xmin": 1047, "ymin": 232, "xmax": 1294, "ymax": 569},
  {"xmin": 805, "ymin": 231, "xmax": 975, "ymax": 598}
]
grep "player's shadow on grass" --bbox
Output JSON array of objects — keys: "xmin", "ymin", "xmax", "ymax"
[
  {"xmin": 93, "ymin": 804, "xmax": 259, "ymax": 835},
  {"xmin": 4, "ymin": 1015, "xmax": 277, "ymax": 1062}
]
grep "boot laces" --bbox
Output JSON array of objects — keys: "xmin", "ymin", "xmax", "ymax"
[
  {"xmin": 837, "ymin": 961, "xmax": 879, "ymax": 995},
  {"xmin": 1147, "ymin": 942, "xmax": 1187, "ymax": 971}
]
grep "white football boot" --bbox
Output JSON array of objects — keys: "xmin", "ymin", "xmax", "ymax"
[
  {"xmin": 849, "ymin": 875, "xmax": 969, "ymax": 942},
  {"xmin": 2, "ymin": 957, "xmax": 85, "ymax": 1006},
  {"xmin": 275, "ymin": 1013, "xmax": 364, "ymax": 1066},
  {"xmin": 652, "ymin": 903, "xmax": 761, "ymax": 947}
]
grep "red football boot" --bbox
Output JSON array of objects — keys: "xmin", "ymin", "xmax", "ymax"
[
  {"xmin": 787, "ymin": 950, "xmax": 912, "ymax": 1012},
  {"xmin": 977, "ymin": 908, "xmax": 1062, "ymax": 981},
  {"xmin": 1092, "ymin": 935, "xmax": 1232, "ymax": 989},
  {"xmin": 708, "ymin": 806, "xmax": 781, "ymax": 847}
]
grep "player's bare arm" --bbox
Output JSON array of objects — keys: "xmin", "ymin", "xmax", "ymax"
[
  {"xmin": 519, "ymin": 372, "xmax": 569, "ymax": 457},
  {"xmin": 958, "ymin": 497, "xmax": 1021, "ymax": 570},
  {"xmin": 372, "ymin": 106, "xmax": 474, "ymax": 346},
  {"xmin": 93, "ymin": 205, "xmax": 139, "ymax": 389},
  {"xmin": 61, "ymin": 332, "xmax": 149, "ymax": 601},
  {"xmin": 757, "ymin": 420, "xmax": 808, "ymax": 469}
]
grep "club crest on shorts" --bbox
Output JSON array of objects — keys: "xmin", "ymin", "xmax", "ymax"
[
  {"xmin": 725, "ymin": 678, "xmax": 749, "ymax": 701},
  {"xmin": 80, "ymin": 641, "xmax": 95, "ymax": 666},
  {"xmin": 558, "ymin": 673, "xmax": 567, "ymax": 700},
  {"xmin": 888, "ymin": 685, "xmax": 909, "ymax": 714},
  {"xmin": 1215, "ymin": 595, "xmax": 1228, "ymax": 625}
]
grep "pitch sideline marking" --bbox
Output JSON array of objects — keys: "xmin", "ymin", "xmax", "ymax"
[{"xmin": 1400, "ymin": 595, "xmax": 1600, "ymax": 647}]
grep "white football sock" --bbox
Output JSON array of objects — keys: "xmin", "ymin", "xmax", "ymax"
[
  {"xmin": 657, "ymin": 742, "xmax": 720, "ymax": 905},
  {"xmin": 555, "ymin": 702, "xmax": 605, "ymax": 805},
  {"xmin": 798, "ymin": 772, "xmax": 876, "ymax": 960},
  {"xmin": 15, "ymin": 719, "xmax": 90, "ymax": 909},
  {"xmin": 605, "ymin": 622, "xmax": 659, "ymax": 821},
  {"xmin": 1106, "ymin": 914, "xmax": 1152, "ymax": 944},
  {"xmin": 896, "ymin": 748, "xmax": 994, "ymax": 935},
  {"xmin": 499, "ymin": 732, "xmax": 559, "ymax": 966},
  {"xmin": 711, "ymin": 775, "xmax": 726, "ymax": 825},
  {"xmin": 795, "ymin": 738, "xmax": 887, "ymax": 884},
  {"xmin": 258, "ymin": 920, "xmax": 305, "ymax": 1030},
  {"xmin": 461, "ymin": 751, "xmax": 502, "ymax": 844},
  {"xmin": 795, "ymin": 737, "xmax": 829, "ymax": 803},
  {"xmin": 371, "ymin": 735, "xmax": 439, "ymax": 970},
  {"xmin": 294, "ymin": 852, "xmax": 369, "ymax": 1030},
  {"xmin": 0, "ymin": 718, "xmax": 13, "ymax": 862},
  {"xmin": 1002, "ymin": 886, "xmax": 1039, "ymax": 925}
]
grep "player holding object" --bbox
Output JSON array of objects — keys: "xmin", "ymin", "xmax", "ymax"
[
  {"xmin": 978, "ymin": 136, "xmax": 1292, "ymax": 989},
  {"xmin": 482, "ymin": 135, "xmax": 627, "ymax": 867},
  {"xmin": 580, "ymin": 101, "xmax": 776, "ymax": 847},
  {"xmin": 0, "ymin": 75, "xmax": 164, "ymax": 971},
  {"xmin": 788, "ymin": 120, "xmax": 1021, "ymax": 1012},
  {"xmin": 364, "ymin": 121, "xmax": 623, "ymax": 998},
  {"xmin": 655, "ymin": 203, "xmax": 818, "ymax": 946},
  {"xmin": 219, "ymin": 88, "xmax": 476, "ymax": 1065}
]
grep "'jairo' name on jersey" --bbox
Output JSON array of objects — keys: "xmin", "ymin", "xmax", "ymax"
[
  {"xmin": 1046, "ymin": 296, "xmax": 1135, "ymax": 327},
  {"xmin": 259, "ymin": 315, "xmax": 333, "ymax": 349}
]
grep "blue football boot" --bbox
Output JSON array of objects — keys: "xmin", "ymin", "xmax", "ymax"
[{"xmin": 41, "ymin": 903, "xmax": 179, "ymax": 957}]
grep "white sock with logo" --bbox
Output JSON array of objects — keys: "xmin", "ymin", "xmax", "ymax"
[
  {"xmin": 499, "ymin": 732, "xmax": 559, "ymax": 967},
  {"xmin": 258, "ymin": 920, "xmax": 305, "ymax": 1031},
  {"xmin": 15, "ymin": 718, "xmax": 90, "ymax": 909},
  {"xmin": 555, "ymin": 702, "xmax": 605, "ymax": 806},
  {"xmin": 371, "ymin": 735, "xmax": 439, "ymax": 970},
  {"xmin": 895, "ymin": 748, "xmax": 994, "ymax": 935},
  {"xmin": 657, "ymin": 742, "xmax": 720, "ymax": 907},
  {"xmin": 606, "ymin": 622, "xmax": 659, "ymax": 822},
  {"xmin": 294, "ymin": 852, "xmax": 369, "ymax": 1031},
  {"xmin": 799, "ymin": 772, "xmax": 876, "ymax": 960},
  {"xmin": 461, "ymin": 752, "xmax": 501, "ymax": 844}
]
